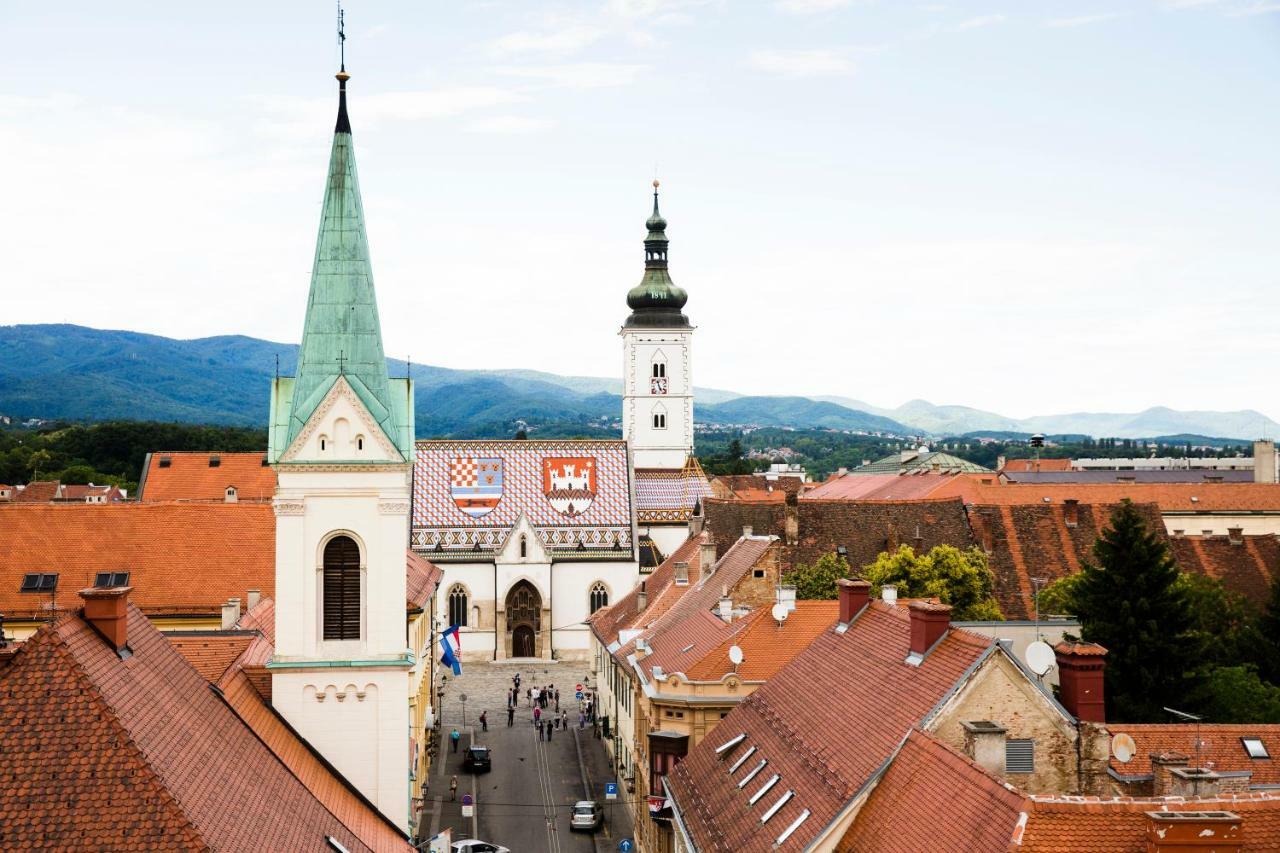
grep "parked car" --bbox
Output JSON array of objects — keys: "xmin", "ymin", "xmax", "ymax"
[
  {"xmin": 462, "ymin": 745, "xmax": 491, "ymax": 773},
  {"xmin": 570, "ymin": 800, "xmax": 604, "ymax": 831},
  {"xmin": 451, "ymin": 840, "xmax": 509, "ymax": 853}
]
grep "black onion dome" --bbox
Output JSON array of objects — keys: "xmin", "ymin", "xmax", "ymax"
[{"xmin": 625, "ymin": 182, "xmax": 690, "ymax": 329}]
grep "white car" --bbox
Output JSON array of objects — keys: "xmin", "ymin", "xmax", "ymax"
[{"xmin": 451, "ymin": 841, "xmax": 510, "ymax": 853}]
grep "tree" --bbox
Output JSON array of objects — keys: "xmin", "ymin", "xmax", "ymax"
[
  {"xmin": 1071, "ymin": 500, "xmax": 1196, "ymax": 722},
  {"xmin": 785, "ymin": 553, "xmax": 850, "ymax": 600},
  {"xmin": 863, "ymin": 544, "xmax": 1003, "ymax": 621},
  {"xmin": 1037, "ymin": 573, "xmax": 1082, "ymax": 618},
  {"xmin": 1258, "ymin": 577, "xmax": 1280, "ymax": 686}
]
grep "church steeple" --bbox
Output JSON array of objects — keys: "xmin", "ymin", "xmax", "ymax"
[
  {"xmin": 268, "ymin": 59, "xmax": 412, "ymax": 463},
  {"xmin": 625, "ymin": 181, "xmax": 690, "ymax": 329}
]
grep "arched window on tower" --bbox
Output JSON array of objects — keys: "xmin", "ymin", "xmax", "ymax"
[
  {"xmin": 322, "ymin": 535, "xmax": 361, "ymax": 641},
  {"xmin": 448, "ymin": 584, "xmax": 469, "ymax": 627},
  {"xmin": 589, "ymin": 582, "xmax": 609, "ymax": 614},
  {"xmin": 653, "ymin": 403, "xmax": 668, "ymax": 430},
  {"xmin": 519, "ymin": 534, "xmax": 528, "ymax": 558},
  {"xmin": 652, "ymin": 362, "xmax": 666, "ymax": 379}
]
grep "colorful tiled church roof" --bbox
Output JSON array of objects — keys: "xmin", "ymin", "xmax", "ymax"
[
  {"xmin": 412, "ymin": 439, "xmax": 634, "ymax": 557},
  {"xmin": 635, "ymin": 456, "xmax": 712, "ymax": 523}
]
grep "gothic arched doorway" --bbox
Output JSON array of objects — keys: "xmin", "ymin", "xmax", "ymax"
[{"xmin": 504, "ymin": 580, "xmax": 542, "ymax": 659}]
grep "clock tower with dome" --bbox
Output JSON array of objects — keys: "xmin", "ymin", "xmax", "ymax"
[{"xmin": 621, "ymin": 182, "xmax": 695, "ymax": 471}]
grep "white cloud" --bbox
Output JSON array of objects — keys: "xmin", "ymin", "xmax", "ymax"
[
  {"xmin": 464, "ymin": 115, "xmax": 556, "ymax": 134},
  {"xmin": 956, "ymin": 14, "xmax": 1005, "ymax": 30},
  {"xmin": 774, "ymin": 0, "xmax": 851, "ymax": 13},
  {"xmin": 1046, "ymin": 12, "xmax": 1122, "ymax": 28},
  {"xmin": 492, "ymin": 62, "xmax": 648, "ymax": 89},
  {"xmin": 487, "ymin": 25, "xmax": 607, "ymax": 56},
  {"xmin": 749, "ymin": 48, "xmax": 854, "ymax": 77},
  {"xmin": 1229, "ymin": 1, "xmax": 1280, "ymax": 14}
]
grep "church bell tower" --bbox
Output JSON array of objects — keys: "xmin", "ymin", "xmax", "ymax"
[
  {"xmin": 265, "ymin": 54, "xmax": 415, "ymax": 830},
  {"xmin": 621, "ymin": 182, "xmax": 694, "ymax": 470}
]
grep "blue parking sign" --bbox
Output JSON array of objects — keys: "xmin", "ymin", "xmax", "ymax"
[{"xmin": 605, "ymin": 781, "xmax": 619, "ymax": 800}]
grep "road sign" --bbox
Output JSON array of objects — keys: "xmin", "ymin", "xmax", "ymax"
[
  {"xmin": 605, "ymin": 781, "xmax": 619, "ymax": 800},
  {"xmin": 576, "ymin": 691, "xmax": 584, "ymax": 700},
  {"xmin": 576, "ymin": 683, "xmax": 584, "ymax": 692},
  {"xmin": 461, "ymin": 793, "xmax": 474, "ymax": 818},
  {"xmin": 618, "ymin": 839, "xmax": 634, "ymax": 852}
]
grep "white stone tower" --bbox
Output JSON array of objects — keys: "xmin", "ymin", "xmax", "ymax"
[
  {"xmin": 265, "ymin": 61, "xmax": 415, "ymax": 830},
  {"xmin": 622, "ymin": 182, "xmax": 694, "ymax": 470}
]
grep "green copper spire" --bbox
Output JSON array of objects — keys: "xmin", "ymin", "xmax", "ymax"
[
  {"xmin": 267, "ymin": 67, "xmax": 413, "ymax": 463},
  {"xmin": 625, "ymin": 180, "xmax": 690, "ymax": 329}
]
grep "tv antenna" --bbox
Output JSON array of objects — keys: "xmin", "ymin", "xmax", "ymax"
[
  {"xmin": 1164, "ymin": 706, "xmax": 1205, "ymax": 769},
  {"xmin": 337, "ymin": 2, "xmax": 347, "ymax": 71},
  {"xmin": 1030, "ymin": 576, "xmax": 1048, "ymax": 638}
]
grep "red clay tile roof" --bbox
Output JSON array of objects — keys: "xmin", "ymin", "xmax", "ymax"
[
  {"xmin": 0, "ymin": 602, "xmax": 400, "ymax": 851},
  {"xmin": 590, "ymin": 532, "xmax": 706, "ymax": 647},
  {"xmin": 685, "ymin": 600, "xmax": 838, "ymax": 682},
  {"xmin": 623, "ymin": 536, "xmax": 775, "ymax": 681},
  {"xmin": 59, "ymin": 484, "xmax": 124, "ymax": 501},
  {"xmin": 237, "ymin": 595, "xmax": 276, "ymax": 645},
  {"xmin": 1001, "ymin": 458, "xmax": 1074, "ymax": 473},
  {"xmin": 802, "ymin": 472, "xmax": 962, "ymax": 502},
  {"xmin": 406, "ymin": 550, "xmax": 442, "ymax": 612},
  {"xmin": 837, "ymin": 729, "xmax": 1025, "ymax": 853},
  {"xmin": 931, "ymin": 476, "xmax": 1280, "ymax": 513},
  {"xmin": 0, "ymin": 503, "xmax": 275, "ymax": 621},
  {"xmin": 140, "ymin": 451, "xmax": 275, "ymax": 502},
  {"xmin": 667, "ymin": 601, "xmax": 994, "ymax": 852},
  {"xmin": 1169, "ymin": 534, "xmax": 1280, "ymax": 607},
  {"xmin": 1018, "ymin": 792, "xmax": 1280, "ymax": 852},
  {"xmin": 13, "ymin": 480, "xmax": 61, "ymax": 502},
  {"xmin": 168, "ymin": 632, "xmax": 256, "ymax": 682},
  {"xmin": 1106, "ymin": 724, "xmax": 1280, "ymax": 785}
]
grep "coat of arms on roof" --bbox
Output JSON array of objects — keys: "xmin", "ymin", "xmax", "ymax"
[
  {"xmin": 543, "ymin": 457, "xmax": 596, "ymax": 517},
  {"xmin": 451, "ymin": 457, "xmax": 503, "ymax": 518}
]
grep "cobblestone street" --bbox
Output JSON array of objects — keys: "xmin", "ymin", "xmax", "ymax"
[{"xmin": 419, "ymin": 661, "xmax": 636, "ymax": 853}]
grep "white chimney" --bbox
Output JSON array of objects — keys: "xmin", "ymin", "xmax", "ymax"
[
  {"xmin": 718, "ymin": 596, "xmax": 733, "ymax": 622},
  {"xmin": 221, "ymin": 597, "xmax": 241, "ymax": 630},
  {"xmin": 246, "ymin": 589, "xmax": 261, "ymax": 611},
  {"xmin": 742, "ymin": 525, "xmax": 753, "ymax": 538},
  {"xmin": 881, "ymin": 585, "xmax": 898, "ymax": 607},
  {"xmin": 635, "ymin": 637, "xmax": 648, "ymax": 658},
  {"xmin": 837, "ymin": 467, "xmax": 848, "ymax": 477},
  {"xmin": 778, "ymin": 585, "xmax": 797, "ymax": 613}
]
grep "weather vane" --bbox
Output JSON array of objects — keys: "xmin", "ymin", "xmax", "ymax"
[{"xmin": 338, "ymin": 2, "xmax": 347, "ymax": 71}]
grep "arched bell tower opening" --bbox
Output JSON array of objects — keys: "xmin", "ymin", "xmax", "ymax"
[{"xmin": 503, "ymin": 580, "xmax": 544, "ymax": 659}]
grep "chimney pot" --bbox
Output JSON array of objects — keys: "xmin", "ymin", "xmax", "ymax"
[
  {"xmin": 837, "ymin": 579, "xmax": 871, "ymax": 626},
  {"xmin": 742, "ymin": 525, "xmax": 753, "ymax": 538},
  {"xmin": 1145, "ymin": 810, "xmax": 1242, "ymax": 852},
  {"xmin": 881, "ymin": 585, "xmax": 898, "ymax": 606},
  {"xmin": 700, "ymin": 540, "xmax": 717, "ymax": 572},
  {"xmin": 221, "ymin": 597, "xmax": 241, "ymax": 631},
  {"xmin": 247, "ymin": 589, "xmax": 261, "ymax": 611},
  {"xmin": 961, "ymin": 720, "xmax": 1007, "ymax": 775},
  {"xmin": 79, "ymin": 586, "xmax": 131, "ymax": 652},
  {"xmin": 908, "ymin": 600, "xmax": 951, "ymax": 659},
  {"xmin": 1053, "ymin": 641, "xmax": 1107, "ymax": 723}
]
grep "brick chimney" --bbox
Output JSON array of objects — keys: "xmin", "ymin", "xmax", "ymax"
[
  {"xmin": 1151, "ymin": 751, "xmax": 1190, "ymax": 797},
  {"xmin": 79, "ymin": 586, "xmax": 131, "ymax": 653},
  {"xmin": 1168, "ymin": 766, "xmax": 1223, "ymax": 798},
  {"xmin": 636, "ymin": 580, "xmax": 648, "ymax": 611},
  {"xmin": 836, "ymin": 578, "xmax": 870, "ymax": 627},
  {"xmin": 1063, "ymin": 499, "xmax": 1079, "ymax": 528},
  {"xmin": 1054, "ymin": 641, "xmax": 1107, "ymax": 723},
  {"xmin": 908, "ymin": 601, "xmax": 951, "ymax": 660},
  {"xmin": 962, "ymin": 721, "xmax": 1007, "ymax": 775},
  {"xmin": 1145, "ymin": 810, "xmax": 1242, "ymax": 853},
  {"xmin": 700, "ymin": 539, "xmax": 717, "ymax": 573}
]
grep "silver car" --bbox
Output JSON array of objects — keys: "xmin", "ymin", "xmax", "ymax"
[
  {"xmin": 451, "ymin": 841, "xmax": 510, "ymax": 853},
  {"xmin": 570, "ymin": 800, "xmax": 604, "ymax": 831}
]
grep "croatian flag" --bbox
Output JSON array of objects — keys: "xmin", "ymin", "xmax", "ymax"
[{"xmin": 440, "ymin": 625, "xmax": 462, "ymax": 675}]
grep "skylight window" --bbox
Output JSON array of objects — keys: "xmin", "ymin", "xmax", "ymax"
[
  {"xmin": 760, "ymin": 790, "xmax": 794, "ymax": 824},
  {"xmin": 729, "ymin": 746, "xmax": 757, "ymax": 774},
  {"xmin": 1243, "ymin": 737, "xmax": 1270, "ymax": 759},
  {"xmin": 776, "ymin": 809, "xmax": 811, "ymax": 845},
  {"xmin": 738, "ymin": 759, "xmax": 767, "ymax": 788},
  {"xmin": 20, "ymin": 573, "xmax": 57, "ymax": 592},
  {"xmin": 715, "ymin": 733, "xmax": 746, "ymax": 755},
  {"xmin": 94, "ymin": 572, "xmax": 130, "ymax": 588},
  {"xmin": 158, "ymin": 456, "xmax": 172, "ymax": 468},
  {"xmin": 749, "ymin": 774, "xmax": 780, "ymax": 805}
]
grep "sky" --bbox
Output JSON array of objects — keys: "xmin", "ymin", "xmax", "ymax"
[{"xmin": 4, "ymin": 1, "xmax": 1279, "ymax": 419}]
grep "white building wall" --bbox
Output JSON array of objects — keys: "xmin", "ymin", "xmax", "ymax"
[{"xmin": 642, "ymin": 524, "xmax": 691, "ymax": 560}]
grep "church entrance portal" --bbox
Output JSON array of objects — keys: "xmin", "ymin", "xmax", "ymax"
[
  {"xmin": 513, "ymin": 625, "xmax": 535, "ymax": 658},
  {"xmin": 504, "ymin": 580, "xmax": 543, "ymax": 659}
]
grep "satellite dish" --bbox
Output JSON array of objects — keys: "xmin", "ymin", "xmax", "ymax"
[
  {"xmin": 728, "ymin": 645, "xmax": 744, "ymax": 666},
  {"xmin": 1112, "ymin": 733, "xmax": 1137, "ymax": 764},
  {"xmin": 1025, "ymin": 641, "xmax": 1055, "ymax": 677},
  {"xmin": 770, "ymin": 603, "xmax": 789, "ymax": 623}
]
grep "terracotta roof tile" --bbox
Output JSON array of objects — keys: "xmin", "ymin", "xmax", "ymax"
[
  {"xmin": 837, "ymin": 729, "xmax": 1026, "ymax": 852},
  {"xmin": 406, "ymin": 550, "xmax": 442, "ymax": 611},
  {"xmin": 803, "ymin": 472, "xmax": 962, "ymax": 501},
  {"xmin": 1001, "ymin": 458, "xmax": 1074, "ymax": 473},
  {"xmin": 1106, "ymin": 724, "xmax": 1280, "ymax": 785},
  {"xmin": 0, "ymin": 602, "xmax": 399, "ymax": 850},
  {"xmin": 931, "ymin": 477, "xmax": 1280, "ymax": 513},
  {"xmin": 168, "ymin": 632, "xmax": 256, "ymax": 682},
  {"xmin": 685, "ymin": 600, "xmax": 838, "ymax": 682},
  {"xmin": 140, "ymin": 451, "xmax": 276, "ymax": 502},
  {"xmin": 1019, "ymin": 792, "xmax": 1280, "ymax": 851},
  {"xmin": 13, "ymin": 480, "xmax": 61, "ymax": 502},
  {"xmin": 0, "ymin": 503, "xmax": 275, "ymax": 621},
  {"xmin": 590, "ymin": 533, "xmax": 705, "ymax": 647},
  {"xmin": 667, "ymin": 601, "xmax": 993, "ymax": 852}
]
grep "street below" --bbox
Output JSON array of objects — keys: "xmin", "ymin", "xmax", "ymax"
[{"xmin": 420, "ymin": 661, "xmax": 636, "ymax": 853}]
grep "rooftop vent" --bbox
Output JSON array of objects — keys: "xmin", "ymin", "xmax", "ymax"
[
  {"xmin": 158, "ymin": 456, "xmax": 172, "ymax": 468},
  {"xmin": 208, "ymin": 455, "xmax": 221, "ymax": 468}
]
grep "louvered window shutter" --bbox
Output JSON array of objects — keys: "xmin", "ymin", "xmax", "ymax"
[{"xmin": 323, "ymin": 536, "xmax": 361, "ymax": 640}]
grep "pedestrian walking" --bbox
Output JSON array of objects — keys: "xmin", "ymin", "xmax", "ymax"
[
  {"xmin": 533, "ymin": 705, "xmax": 542, "ymax": 724},
  {"xmin": 561, "ymin": 710, "xmax": 568, "ymax": 729},
  {"xmin": 507, "ymin": 706, "xmax": 515, "ymax": 726},
  {"xmin": 450, "ymin": 775, "xmax": 458, "ymax": 801},
  {"xmin": 537, "ymin": 719, "xmax": 544, "ymax": 740},
  {"xmin": 526, "ymin": 687, "xmax": 532, "ymax": 706},
  {"xmin": 479, "ymin": 711, "xmax": 488, "ymax": 732},
  {"xmin": 532, "ymin": 686, "xmax": 540, "ymax": 707},
  {"xmin": 547, "ymin": 720, "xmax": 553, "ymax": 741},
  {"xmin": 579, "ymin": 711, "xmax": 585, "ymax": 729},
  {"xmin": 554, "ymin": 688, "xmax": 560, "ymax": 711},
  {"xmin": 450, "ymin": 729, "xmax": 460, "ymax": 753}
]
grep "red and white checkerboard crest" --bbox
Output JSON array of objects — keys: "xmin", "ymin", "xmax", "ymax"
[
  {"xmin": 451, "ymin": 457, "xmax": 503, "ymax": 518},
  {"xmin": 543, "ymin": 457, "xmax": 596, "ymax": 517}
]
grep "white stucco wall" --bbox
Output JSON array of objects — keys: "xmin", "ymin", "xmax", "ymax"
[{"xmin": 623, "ymin": 329, "xmax": 693, "ymax": 470}]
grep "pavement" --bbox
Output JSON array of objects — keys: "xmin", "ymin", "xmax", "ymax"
[{"xmin": 419, "ymin": 661, "xmax": 636, "ymax": 853}]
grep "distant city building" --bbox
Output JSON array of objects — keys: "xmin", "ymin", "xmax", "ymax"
[{"xmin": 853, "ymin": 446, "xmax": 992, "ymax": 475}]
